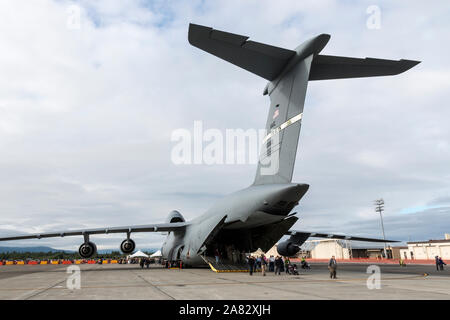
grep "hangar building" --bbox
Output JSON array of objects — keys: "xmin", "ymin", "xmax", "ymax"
[{"xmin": 399, "ymin": 234, "xmax": 450, "ymax": 260}]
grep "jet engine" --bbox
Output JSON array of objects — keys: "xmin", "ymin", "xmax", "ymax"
[
  {"xmin": 277, "ymin": 241, "xmax": 300, "ymax": 257},
  {"xmin": 78, "ymin": 241, "xmax": 97, "ymax": 258},
  {"xmin": 165, "ymin": 210, "xmax": 185, "ymax": 223},
  {"xmin": 277, "ymin": 232, "xmax": 310, "ymax": 257},
  {"xmin": 120, "ymin": 239, "xmax": 136, "ymax": 254}
]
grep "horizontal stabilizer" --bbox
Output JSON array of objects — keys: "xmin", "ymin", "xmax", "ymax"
[
  {"xmin": 309, "ymin": 55, "xmax": 420, "ymax": 80},
  {"xmin": 286, "ymin": 230, "xmax": 399, "ymax": 243},
  {"xmin": 188, "ymin": 23, "xmax": 296, "ymax": 81}
]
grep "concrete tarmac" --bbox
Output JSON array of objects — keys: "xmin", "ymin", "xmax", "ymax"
[{"xmin": 0, "ymin": 263, "xmax": 449, "ymax": 300}]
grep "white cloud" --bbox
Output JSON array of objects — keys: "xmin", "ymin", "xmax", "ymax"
[{"xmin": 0, "ymin": 0, "xmax": 449, "ymax": 250}]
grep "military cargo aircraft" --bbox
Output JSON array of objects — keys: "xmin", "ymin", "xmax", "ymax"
[{"xmin": 0, "ymin": 24, "xmax": 419, "ymax": 266}]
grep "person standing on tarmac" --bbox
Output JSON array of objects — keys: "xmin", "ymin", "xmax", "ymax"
[
  {"xmin": 435, "ymin": 256, "xmax": 440, "ymax": 271},
  {"xmin": 274, "ymin": 256, "xmax": 282, "ymax": 275},
  {"xmin": 248, "ymin": 255, "xmax": 255, "ymax": 275},
  {"xmin": 256, "ymin": 256, "xmax": 261, "ymax": 270},
  {"xmin": 269, "ymin": 255, "xmax": 275, "ymax": 272},
  {"xmin": 328, "ymin": 256, "xmax": 337, "ymax": 279},
  {"xmin": 284, "ymin": 257, "xmax": 290, "ymax": 274},
  {"xmin": 438, "ymin": 257, "xmax": 446, "ymax": 271},
  {"xmin": 260, "ymin": 254, "xmax": 267, "ymax": 276}
]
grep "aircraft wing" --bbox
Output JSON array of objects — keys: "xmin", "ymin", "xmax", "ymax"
[
  {"xmin": 0, "ymin": 222, "xmax": 188, "ymax": 242},
  {"xmin": 286, "ymin": 230, "xmax": 399, "ymax": 243}
]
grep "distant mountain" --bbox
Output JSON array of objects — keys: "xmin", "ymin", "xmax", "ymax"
[{"xmin": 0, "ymin": 246, "xmax": 75, "ymax": 253}]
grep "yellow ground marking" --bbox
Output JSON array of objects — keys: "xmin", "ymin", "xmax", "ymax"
[{"xmin": 206, "ymin": 262, "xmax": 252, "ymax": 273}]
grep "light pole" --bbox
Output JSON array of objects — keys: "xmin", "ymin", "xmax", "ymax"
[{"xmin": 374, "ymin": 199, "xmax": 388, "ymax": 259}]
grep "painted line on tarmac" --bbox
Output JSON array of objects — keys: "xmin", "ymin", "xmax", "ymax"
[
  {"xmin": 131, "ymin": 270, "xmax": 176, "ymax": 300},
  {"xmin": 14, "ymin": 277, "xmax": 69, "ymax": 300}
]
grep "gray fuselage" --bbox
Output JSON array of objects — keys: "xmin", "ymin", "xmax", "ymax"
[{"xmin": 161, "ymin": 183, "xmax": 308, "ymax": 266}]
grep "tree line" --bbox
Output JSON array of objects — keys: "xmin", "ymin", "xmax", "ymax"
[{"xmin": 0, "ymin": 250, "xmax": 154, "ymax": 260}]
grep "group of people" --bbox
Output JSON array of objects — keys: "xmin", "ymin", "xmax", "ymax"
[
  {"xmin": 139, "ymin": 257, "xmax": 154, "ymax": 269},
  {"xmin": 246, "ymin": 254, "xmax": 266, "ymax": 276},
  {"xmin": 246, "ymin": 254, "xmax": 301, "ymax": 276},
  {"xmin": 435, "ymin": 256, "xmax": 447, "ymax": 271}
]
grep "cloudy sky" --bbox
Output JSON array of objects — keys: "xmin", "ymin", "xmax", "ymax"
[{"xmin": 0, "ymin": 0, "xmax": 449, "ymax": 250}]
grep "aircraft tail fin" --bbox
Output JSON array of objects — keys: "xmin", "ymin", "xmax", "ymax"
[{"xmin": 188, "ymin": 23, "xmax": 420, "ymax": 186}]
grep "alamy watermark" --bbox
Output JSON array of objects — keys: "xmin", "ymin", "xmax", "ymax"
[
  {"xmin": 366, "ymin": 5, "xmax": 381, "ymax": 30},
  {"xmin": 171, "ymin": 121, "xmax": 280, "ymax": 175},
  {"xmin": 366, "ymin": 265, "xmax": 381, "ymax": 289},
  {"xmin": 66, "ymin": 265, "xmax": 81, "ymax": 290},
  {"xmin": 66, "ymin": 5, "xmax": 81, "ymax": 30}
]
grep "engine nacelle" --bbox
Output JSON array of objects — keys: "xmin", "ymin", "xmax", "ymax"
[
  {"xmin": 277, "ymin": 233, "xmax": 310, "ymax": 257},
  {"xmin": 277, "ymin": 241, "xmax": 300, "ymax": 257},
  {"xmin": 165, "ymin": 210, "xmax": 185, "ymax": 223},
  {"xmin": 120, "ymin": 239, "xmax": 136, "ymax": 254},
  {"xmin": 79, "ymin": 241, "xmax": 97, "ymax": 258}
]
